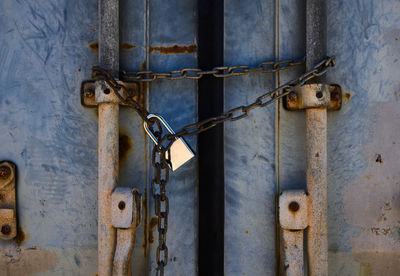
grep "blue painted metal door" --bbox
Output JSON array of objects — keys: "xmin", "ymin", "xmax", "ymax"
[{"xmin": 1, "ymin": 0, "xmax": 400, "ymax": 275}]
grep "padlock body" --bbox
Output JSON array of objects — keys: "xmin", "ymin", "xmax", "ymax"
[{"xmin": 167, "ymin": 137, "xmax": 195, "ymax": 171}]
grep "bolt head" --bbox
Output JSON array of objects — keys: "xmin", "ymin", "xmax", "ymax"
[
  {"xmin": 84, "ymin": 89, "xmax": 95, "ymax": 98},
  {"xmin": 288, "ymin": 91, "xmax": 297, "ymax": 101},
  {"xmin": 1, "ymin": 224, "xmax": 11, "ymax": 235},
  {"xmin": 0, "ymin": 166, "xmax": 11, "ymax": 180}
]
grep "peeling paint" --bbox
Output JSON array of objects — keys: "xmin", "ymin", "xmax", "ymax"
[
  {"xmin": 0, "ymin": 245, "xmax": 56, "ymax": 276},
  {"xmin": 149, "ymin": 44, "xmax": 197, "ymax": 55}
]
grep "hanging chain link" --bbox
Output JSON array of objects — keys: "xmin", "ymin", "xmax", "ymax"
[
  {"xmin": 91, "ymin": 56, "xmax": 335, "ymax": 275},
  {"xmin": 151, "ymin": 135, "xmax": 170, "ymax": 276},
  {"xmin": 120, "ymin": 57, "xmax": 304, "ymax": 82}
]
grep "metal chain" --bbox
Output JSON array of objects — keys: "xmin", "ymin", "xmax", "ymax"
[
  {"xmin": 151, "ymin": 132, "xmax": 170, "ymax": 276},
  {"xmin": 161, "ymin": 56, "xmax": 335, "ymax": 144},
  {"xmin": 91, "ymin": 56, "xmax": 335, "ymax": 275},
  {"xmin": 120, "ymin": 57, "xmax": 305, "ymax": 82}
]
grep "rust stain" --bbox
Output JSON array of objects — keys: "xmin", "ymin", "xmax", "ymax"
[
  {"xmin": 344, "ymin": 92, "xmax": 352, "ymax": 102},
  {"xmin": 119, "ymin": 132, "xmax": 132, "ymax": 165},
  {"xmin": 88, "ymin": 41, "xmax": 99, "ymax": 54},
  {"xmin": 94, "ymin": 109, "xmax": 98, "ymax": 118},
  {"xmin": 245, "ymin": 230, "xmax": 249, "ymax": 234},
  {"xmin": 89, "ymin": 41, "xmax": 137, "ymax": 54},
  {"xmin": 142, "ymin": 187, "xmax": 148, "ymax": 256},
  {"xmin": 148, "ymin": 216, "xmax": 159, "ymax": 244},
  {"xmin": 120, "ymin": 42, "xmax": 136, "ymax": 51},
  {"xmin": 140, "ymin": 59, "xmax": 147, "ymax": 71},
  {"xmin": 150, "ymin": 43, "xmax": 197, "ymax": 55},
  {"xmin": 14, "ymin": 225, "xmax": 25, "ymax": 246}
]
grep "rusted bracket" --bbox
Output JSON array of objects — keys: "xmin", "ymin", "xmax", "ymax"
[
  {"xmin": 284, "ymin": 83, "xmax": 342, "ymax": 110},
  {"xmin": 279, "ymin": 190, "xmax": 308, "ymax": 276},
  {"xmin": 0, "ymin": 161, "xmax": 17, "ymax": 240},
  {"xmin": 81, "ymin": 80, "xmax": 140, "ymax": 107},
  {"xmin": 111, "ymin": 187, "xmax": 142, "ymax": 229},
  {"xmin": 111, "ymin": 187, "xmax": 142, "ymax": 276}
]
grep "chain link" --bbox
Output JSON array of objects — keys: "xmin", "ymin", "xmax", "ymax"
[
  {"xmin": 91, "ymin": 56, "xmax": 335, "ymax": 275},
  {"xmin": 151, "ymin": 139, "xmax": 169, "ymax": 276},
  {"xmin": 120, "ymin": 57, "xmax": 305, "ymax": 82},
  {"xmin": 162, "ymin": 56, "xmax": 335, "ymax": 143}
]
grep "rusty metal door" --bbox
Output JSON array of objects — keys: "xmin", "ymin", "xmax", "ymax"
[{"xmin": 0, "ymin": 0, "xmax": 400, "ymax": 275}]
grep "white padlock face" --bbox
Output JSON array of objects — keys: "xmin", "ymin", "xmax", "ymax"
[
  {"xmin": 144, "ymin": 114, "xmax": 195, "ymax": 171},
  {"xmin": 167, "ymin": 137, "xmax": 195, "ymax": 171}
]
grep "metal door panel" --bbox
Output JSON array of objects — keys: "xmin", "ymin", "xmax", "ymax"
[
  {"xmin": 278, "ymin": 0, "xmax": 400, "ymax": 275},
  {"xmin": 147, "ymin": 1, "xmax": 198, "ymax": 275},
  {"xmin": 326, "ymin": 1, "xmax": 400, "ymax": 275},
  {"xmin": 224, "ymin": 1, "xmax": 276, "ymax": 275},
  {"xmin": 0, "ymin": 0, "xmax": 198, "ymax": 275},
  {"xmin": 1, "ymin": 0, "xmax": 400, "ymax": 275},
  {"xmin": 0, "ymin": 0, "xmax": 99, "ymax": 275}
]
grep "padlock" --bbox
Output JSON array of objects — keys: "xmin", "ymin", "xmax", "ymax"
[{"xmin": 143, "ymin": 114, "xmax": 195, "ymax": 171}]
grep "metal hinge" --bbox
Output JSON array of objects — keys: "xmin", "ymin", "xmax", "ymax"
[
  {"xmin": 284, "ymin": 83, "xmax": 342, "ymax": 110},
  {"xmin": 0, "ymin": 161, "xmax": 17, "ymax": 240},
  {"xmin": 81, "ymin": 80, "xmax": 141, "ymax": 107}
]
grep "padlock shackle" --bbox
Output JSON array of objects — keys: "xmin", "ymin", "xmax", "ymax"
[{"xmin": 143, "ymin": 114, "xmax": 176, "ymax": 145}]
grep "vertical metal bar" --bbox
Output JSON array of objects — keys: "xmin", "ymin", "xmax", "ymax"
[
  {"xmin": 306, "ymin": 0, "xmax": 328, "ymax": 275},
  {"xmin": 282, "ymin": 230, "xmax": 304, "ymax": 276},
  {"xmin": 98, "ymin": 0, "xmax": 119, "ymax": 275},
  {"xmin": 113, "ymin": 228, "xmax": 137, "ymax": 276}
]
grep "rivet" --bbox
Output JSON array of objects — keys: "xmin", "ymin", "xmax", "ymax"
[
  {"xmin": 0, "ymin": 166, "xmax": 11, "ymax": 180},
  {"xmin": 1, "ymin": 224, "xmax": 11, "ymax": 235}
]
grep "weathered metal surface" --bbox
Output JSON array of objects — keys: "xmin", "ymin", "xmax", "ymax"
[
  {"xmin": 112, "ymin": 188, "xmax": 141, "ymax": 276},
  {"xmin": 279, "ymin": 190, "xmax": 308, "ymax": 230},
  {"xmin": 98, "ymin": 102, "xmax": 119, "ymax": 276},
  {"xmin": 0, "ymin": 0, "xmax": 99, "ymax": 274},
  {"xmin": 282, "ymin": 230, "xmax": 304, "ymax": 276},
  {"xmin": 113, "ymin": 228, "xmax": 136, "ymax": 276},
  {"xmin": 305, "ymin": 1, "xmax": 329, "ymax": 275},
  {"xmin": 285, "ymin": 84, "xmax": 342, "ymax": 111},
  {"xmin": 146, "ymin": 0, "xmax": 198, "ymax": 273},
  {"xmin": 0, "ymin": 0, "xmax": 399, "ymax": 275},
  {"xmin": 0, "ymin": 162, "xmax": 17, "ymax": 240},
  {"xmin": 279, "ymin": 190, "xmax": 307, "ymax": 276},
  {"xmin": 279, "ymin": 1, "xmax": 400, "ymax": 275},
  {"xmin": 97, "ymin": 0, "xmax": 120, "ymax": 275},
  {"xmin": 224, "ymin": 0, "xmax": 277, "ymax": 275},
  {"xmin": 81, "ymin": 80, "xmax": 138, "ymax": 107},
  {"xmin": 306, "ymin": 107, "xmax": 328, "ymax": 276},
  {"xmin": 111, "ymin": 187, "xmax": 137, "ymax": 229}
]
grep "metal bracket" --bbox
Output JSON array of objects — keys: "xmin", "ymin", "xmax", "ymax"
[
  {"xmin": 0, "ymin": 161, "xmax": 17, "ymax": 240},
  {"xmin": 284, "ymin": 83, "xmax": 342, "ymax": 111},
  {"xmin": 279, "ymin": 190, "xmax": 309, "ymax": 276},
  {"xmin": 279, "ymin": 190, "xmax": 308, "ymax": 230},
  {"xmin": 81, "ymin": 80, "xmax": 140, "ymax": 107},
  {"xmin": 111, "ymin": 187, "xmax": 142, "ymax": 229}
]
